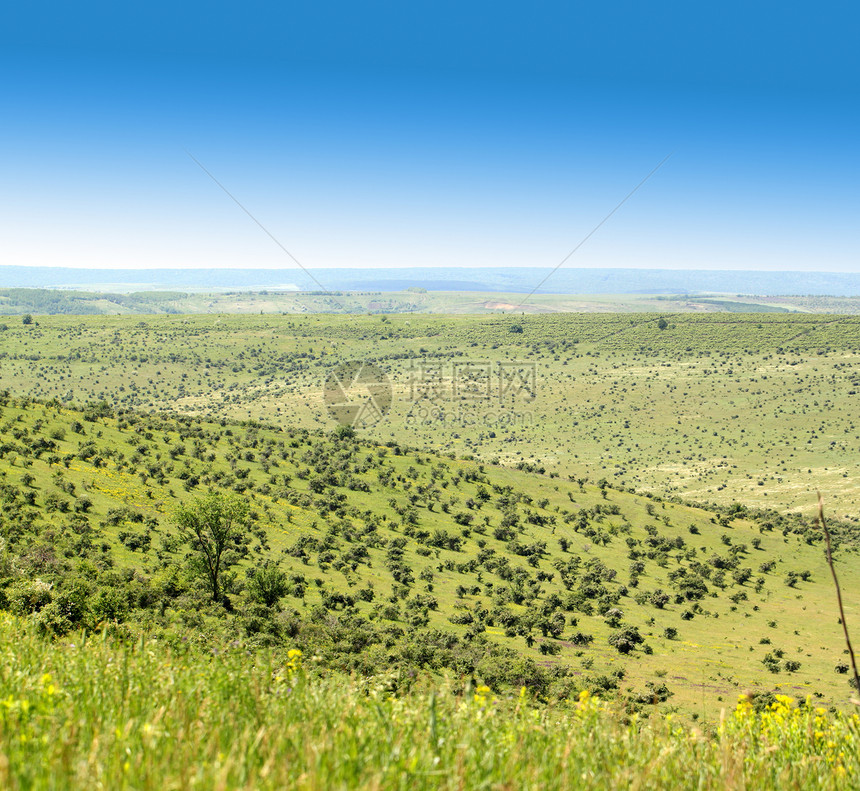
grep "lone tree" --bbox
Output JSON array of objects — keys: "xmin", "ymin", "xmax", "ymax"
[{"xmin": 175, "ymin": 492, "xmax": 249, "ymax": 603}]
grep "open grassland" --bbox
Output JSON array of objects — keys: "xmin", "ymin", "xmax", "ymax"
[
  {"xmin": 1, "ymin": 396, "xmax": 858, "ymax": 719},
  {"xmin": 1, "ymin": 614, "xmax": 858, "ymax": 790},
  {"xmin": 2, "ymin": 313, "xmax": 860, "ymax": 514},
  {"xmin": 6, "ymin": 287, "xmax": 860, "ymax": 316}
]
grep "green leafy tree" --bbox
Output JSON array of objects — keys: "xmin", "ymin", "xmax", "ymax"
[
  {"xmin": 247, "ymin": 564, "xmax": 289, "ymax": 607},
  {"xmin": 175, "ymin": 492, "xmax": 249, "ymax": 603}
]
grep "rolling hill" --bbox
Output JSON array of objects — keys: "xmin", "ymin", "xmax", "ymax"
[{"xmin": 1, "ymin": 394, "xmax": 857, "ymax": 719}]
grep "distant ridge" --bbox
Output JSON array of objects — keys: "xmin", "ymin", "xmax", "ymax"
[{"xmin": 1, "ymin": 266, "xmax": 859, "ymax": 296}]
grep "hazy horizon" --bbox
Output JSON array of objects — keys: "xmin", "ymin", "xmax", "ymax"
[
  {"xmin": 5, "ymin": 263, "xmax": 860, "ymax": 273},
  {"xmin": 5, "ymin": 265, "xmax": 860, "ymax": 298}
]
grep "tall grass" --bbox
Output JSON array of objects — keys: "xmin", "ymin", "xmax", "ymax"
[{"xmin": 1, "ymin": 614, "xmax": 858, "ymax": 790}]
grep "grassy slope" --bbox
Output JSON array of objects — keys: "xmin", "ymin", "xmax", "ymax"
[
  {"xmin": 2, "ymin": 313, "xmax": 860, "ymax": 513},
  {"xmin": 2, "ymin": 612, "xmax": 858, "ymax": 790},
  {"xmin": 1, "ymin": 398, "xmax": 858, "ymax": 719}
]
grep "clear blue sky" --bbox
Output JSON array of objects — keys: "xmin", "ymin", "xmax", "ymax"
[{"xmin": 2, "ymin": 1, "xmax": 858, "ymax": 271}]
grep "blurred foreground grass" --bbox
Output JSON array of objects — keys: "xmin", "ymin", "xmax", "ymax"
[{"xmin": 1, "ymin": 614, "xmax": 858, "ymax": 790}]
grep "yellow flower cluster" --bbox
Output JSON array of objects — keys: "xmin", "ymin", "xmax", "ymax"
[
  {"xmin": 272, "ymin": 649, "xmax": 304, "ymax": 685},
  {"xmin": 1, "ymin": 695, "xmax": 30, "ymax": 715},
  {"xmin": 286, "ymin": 648, "xmax": 303, "ymax": 675},
  {"xmin": 0, "ymin": 672, "xmax": 60, "ymax": 724},
  {"xmin": 41, "ymin": 673, "xmax": 57, "ymax": 698},
  {"xmin": 575, "ymin": 689, "xmax": 606, "ymax": 715},
  {"xmin": 731, "ymin": 693, "xmax": 858, "ymax": 778}
]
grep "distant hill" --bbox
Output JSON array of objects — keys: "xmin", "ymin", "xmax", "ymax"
[{"xmin": 2, "ymin": 265, "xmax": 860, "ymax": 295}]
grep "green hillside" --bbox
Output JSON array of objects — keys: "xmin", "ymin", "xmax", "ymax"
[
  {"xmin": 2, "ymin": 394, "xmax": 857, "ymax": 719},
  {"xmin": 2, "ymin": 312, "xmax": 860, "ymax": 513}
]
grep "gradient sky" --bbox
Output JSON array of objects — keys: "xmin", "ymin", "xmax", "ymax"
[{"xmin": 2, "ymin": 1, "xmax": 859, "ymax": 271}]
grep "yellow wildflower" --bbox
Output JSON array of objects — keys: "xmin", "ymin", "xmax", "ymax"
[{"xmin": 473, "ymin": 685, "xmax": 492, "ymax": 704}]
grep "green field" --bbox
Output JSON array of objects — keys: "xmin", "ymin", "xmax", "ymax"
[
  {"xmin": 2, "ymin": 312, "xmax": 860, "ymax": 514},
  {"xmin": 5, "ymin": 287, "xmax": 860, "ymax": 316},
  {"xmin": 1, "ymin": 393, "xmax": 858, "ymax": 720}
]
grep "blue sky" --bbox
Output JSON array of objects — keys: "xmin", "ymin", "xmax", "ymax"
[{"xmin": 2, "ymin": 1, "xmax": 859, "ymax": 271}]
